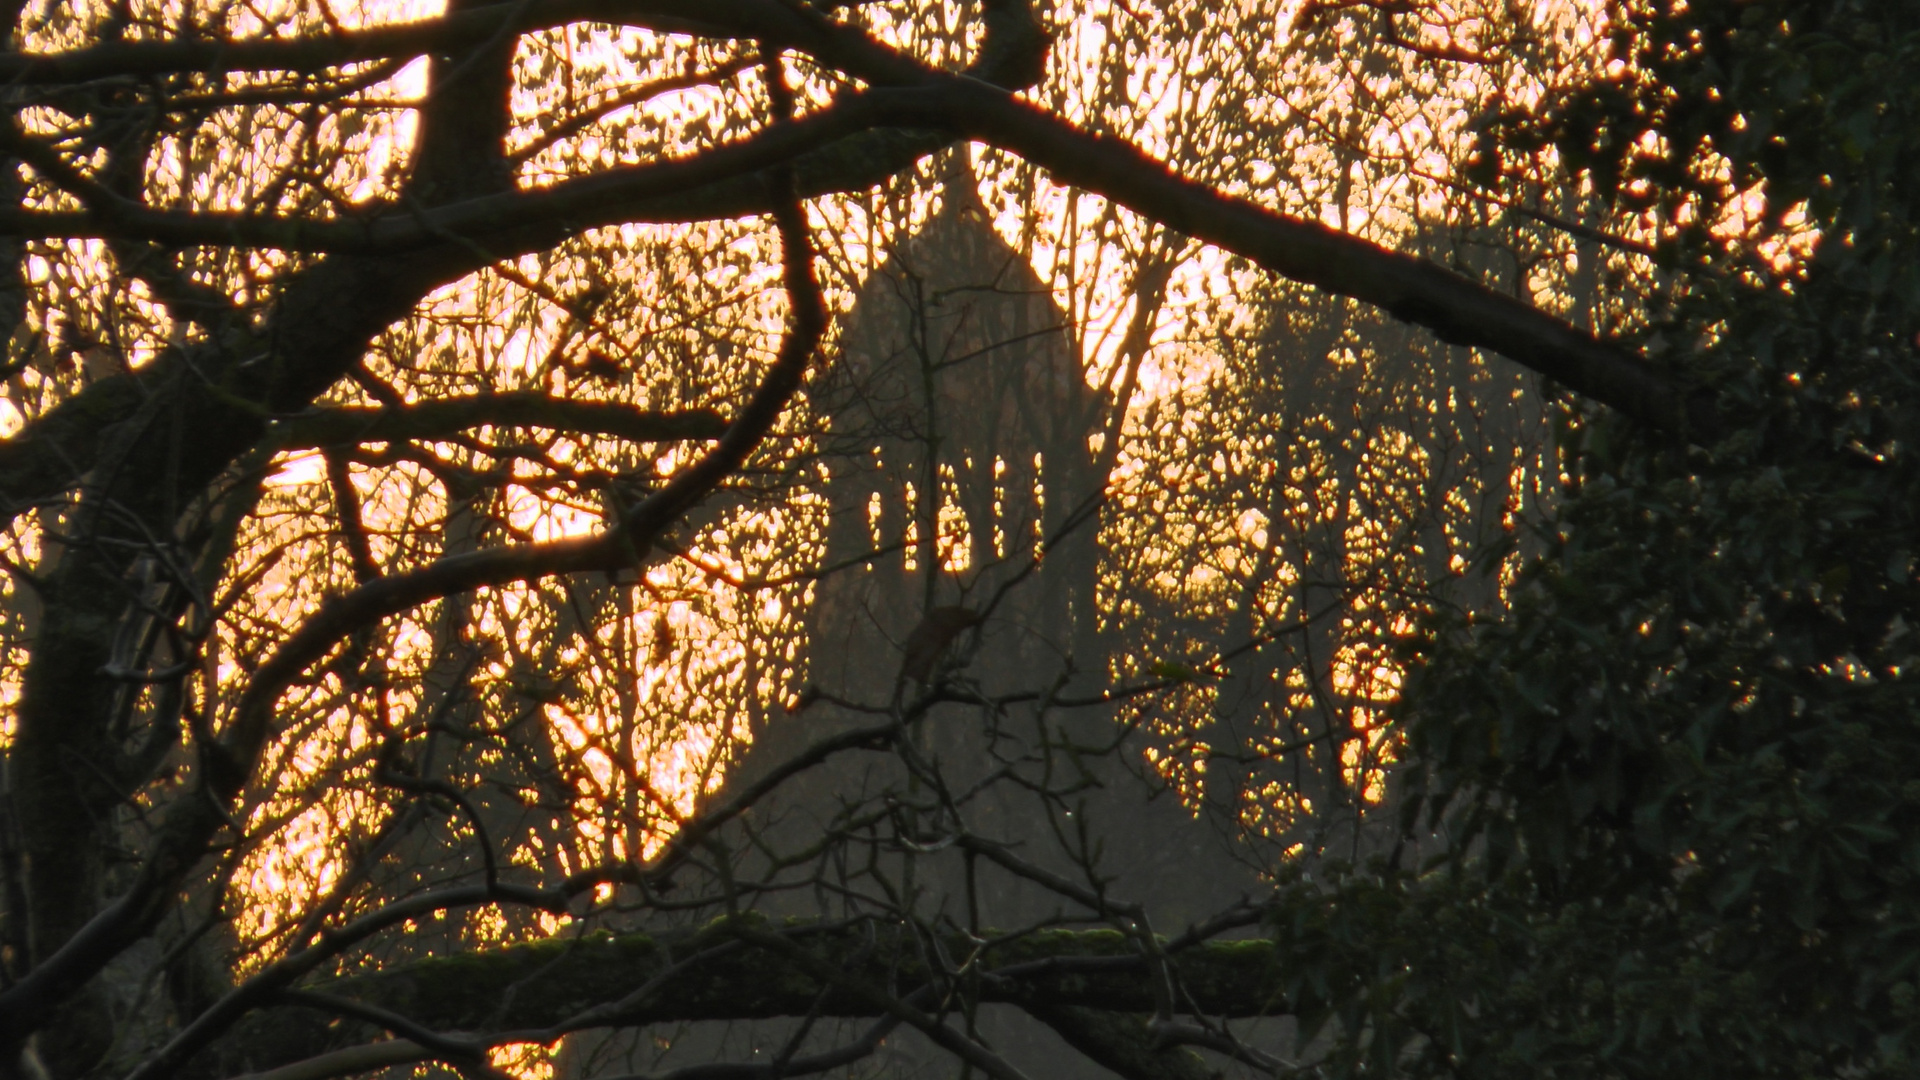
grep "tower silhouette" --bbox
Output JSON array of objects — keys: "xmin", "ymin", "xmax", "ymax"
[
  {"xmin": 728, "ymin": 150, "xmax": 1258, "ymax": 935},
  {"xmin": 805, "ymin": 151, "xmax": 1103, "ymax": 706}
]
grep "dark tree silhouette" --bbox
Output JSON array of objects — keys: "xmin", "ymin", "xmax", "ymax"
[{"xmin": 0, "ymin": 0, "xmax": 1905, "ymax": 1078}]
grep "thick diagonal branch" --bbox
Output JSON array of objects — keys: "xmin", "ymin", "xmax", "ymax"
[{"xmin": 0, "ymin": 91, "xmax": 1704, "ymax": 437}]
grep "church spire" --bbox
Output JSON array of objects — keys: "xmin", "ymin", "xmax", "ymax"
[{"xmin": 935, "ymin": 143, "xmax": 987, "ymax": 221}]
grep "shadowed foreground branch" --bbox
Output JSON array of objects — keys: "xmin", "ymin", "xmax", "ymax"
[{"xmin": 206, "ymin": 918, "xmax": 1288, "ymax": 1075}]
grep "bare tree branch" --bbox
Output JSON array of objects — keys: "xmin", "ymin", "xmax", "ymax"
[
  {"xmin": 0, "ymin": 0, "xmax": 739, "ymax": 84},
  {"xmin": 203, "ymin": 916, "xmax": 1293, "ymax": 1065},
  {"xmin": 283, "ymin": 394, "xmax": 727, "ymax": 450},
  {"xmin": 0, "ymin": 183, "xmax": 827, "ymax": 1051},
  {"xmin": 0, "ymin": 85, "xmax": 1705, "ymax": 439}
]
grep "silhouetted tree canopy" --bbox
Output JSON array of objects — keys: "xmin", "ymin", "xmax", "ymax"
[{"xmin": 0, "ymin": 0, "xmax": 1912, "ymax": 1078}]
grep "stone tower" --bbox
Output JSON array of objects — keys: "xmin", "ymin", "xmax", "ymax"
[
  {"xmin": 730, "ymin": 150, "xmax": 1256, "ymax": 937},
  {"xmin": 805, "ymin": 151, "xmax": 1104, "ymax": 706}
]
